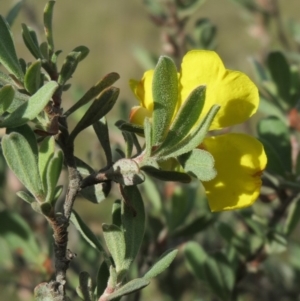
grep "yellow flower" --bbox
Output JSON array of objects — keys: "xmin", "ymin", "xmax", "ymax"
[{"xmin": 129, "ymin": 50, "xmax": 267, "ymax": 212}]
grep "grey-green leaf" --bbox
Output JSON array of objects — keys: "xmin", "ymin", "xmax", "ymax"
[
  {"xmin": 0, "ymin": 85, "xmax": 15, "ymax": 114},
  {"xmin": 0, "ymin": 81, "xmax": 58, "ymax": 128},
  {"xmin": 156, "ymin": 104, "xmax": 220, "ymax": 159},
  {"xmin": 121, "ymin": 185, "xmax": 145, "ymax": 269},
  {"xmin": 43, "ymin": 1, "xmax": 55, "ymax": 52},
  {"xmin": 0, "ymin": 15, "xmax": 24, "ymax": 80},
  {"xmin": 157, "ymin": 85, "xmax": 206, "ymax": 152},
  {"xmin": 76, "ymin": 271, "xmax": 93, "ymax": 301},
  {"xmin": 38, "ymin": 136, "xmax": 55, "ymax": 191},
  {"xmin": 24, "ymin": 60, "xmax": 41, "ymax": 94},
  {"xmin": 69, "ymin": 86, "xmax": 119, "ymax": 141},
  {"xmin": 102, "ymin": 223, "xmax": 126, "ymax": 274},
  {"xmin": 6, "ymin": 1, "xmax": 23, "ymax": 27},
  {"xmin": 178, "ymin": 149, "xmax": 216, "ymax": 181},
  {"xmin": 21, "ymin": 23, "xmax": 43, "ymax": 59},
  {"xmin": 143, "ymin": 249, "xmax": 178, "ymax": 279},
  {"xmin": 64, "ymin": 72, "xmax": 120, "ymax": 117},
  {"xmin": 70, "ymin": 210, "xmax": 105, "ymax": 253},
  {"xmin": 45, "ymin": 149, "xmax": 63, "ymax": 203},
  {"xmin": 107, "ymin": 278, "xmax": 150, "ymax": 301},
  {"xmin": 93, "ymin": 117, "xmax": 112, "ymax": 165},
  {"xmin": 152, "ymin": 56, "xmax": 178, "ymax": 145},
  {"xmin": 2, "ymin": 132, "xmax": 43, "ymax": 199}
]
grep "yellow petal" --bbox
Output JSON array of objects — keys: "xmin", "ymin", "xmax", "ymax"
[
  {"xmin": 179, "ymin": 50, "xmax": 259, "ymax": 130},
  {"xmin": 201, "ymin": 133, "xmax": 267, "ymax": 212},
  {"xmin": 129, "ymin": 70, "xmax": 154, "ymax": 111},
  {"xmin": 129, "ymin": 106, "xmax": 152, "ymax": 126}
]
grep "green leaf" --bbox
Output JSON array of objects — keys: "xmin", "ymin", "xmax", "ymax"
[
  {"xmin": 0, "ymin": 84, "xmax": 15, "ymax": 114},
  {"xmin": 5, "ymin": 1, "xmax": 23, "ymax": 27},
  {"xmin": 157, "ymin": 85, "xmax": 206, "ymax": 152},
  {"xmin": 69, "ymin": 86, "xmax": 119, "ymax": 141},
  {"xmin": 156, "ymin": 104, "xmax": 220, "ymax": 159},
  {"xmin": 45, "ymin": 149, "xmax": 63, "ymax": 203},
  {"xmin": 7, "ymin": 124, "xmax": 38, "ymax": 157},
  {"xmin": 24, "ymin": 60, "xmax": 41, "ymax": 94},
  {"xmin": 43, "ymin": 1, "xmax": 55, "ymax": 52},
  {"xmin": 64, "ymin": 72, "xmax": 120, "ymax": 117},
  {"xmin": 80, "ymin": 182, "xmax": 111, "ymax": 204},
  {"xmin": 152, "ymin": 56, "xmax": 178, "ymax": 145},
  {"xmin": 112, "ymin": 200, "xmax": 122, "ymax": 228},
  {"xmin": 38, "ymin": 136, "xmax": 55, "ymax": 190},
  {"xmin": 141, "ymin": 165, "xmax": 191, "ymax": 183},
  {"xmin": 21, "ymin": 23, "xmax": 43, "ymax": 59},
  {"xmin": 96, "ymin": 261, "xmax": 110, "ymax": 298},
  {"xmin": 73, "ymin": 45, "xmax": 90, "ymax": 62},
  {"xmin": 93, "ymin": 117, "xmax": 112, "ymax": 165},
  {"xmin": 0, "ymin": 81, "xmax": 58, "ymax": 128},
  {"xmin": 178, "ymin": 149, "xmax": 216, "ymax": 181},
  {"xmin": 106, "ymin": 278, "xmax": 150, "ymax": 301},
  {"xmin": 144, "ymin": 117, "xmax": 153, "ymax": 158},
  {"xmin": 168, "ymin": 185, "xmax": 196, "ymax": 232},
  {"xmin": 266, "ymin": 231, "xmax": 287, "ymax": 254},
  {"xmin": 143, "ymin": 249, "xmax": 178, "ymax": 279},
  {"xmin": 17, "ymin": 190, "xmax": 36, "ymax": 204},
  {"xmin": 121, "ymin": 185, "xmax": 145, "ymax": 268},
  {"xmin": 102, "ymin": 223, "xmax": 126, "ymax": 275},
  {"xmin": 0, "ymin": 210, "xmax": 43, "ymax": 265},
  {"xmin": 76, "ymin": 271, "xmax": 93, "ymax": 301},
  {"xmin": 122, "ymin": 131, "xmax": 134, "ymax": 158},
  {"xmin": 2, "ymin": 132, "xmax": 43, "ymax": 198},
  {"xmin": 250, "ymin": 57, "xmax": 269, "ymax": 82},
  {"xmin": 258, "ymin": 96, "xmax": 286, "ymax": 123},
  {"xmin": 184, "ymin": 242, "xmax": 235, "ymax": 301},
  {"xmin": 115, "ymin": 120, "xmax": 144, "ymax": 135},
  {"xmin": 58, "ymin": 51, "xmax": 81, "ymax": 85},
  {"xmin": 0, "ymin": 15, "xmax": 24, "ymax": 80},
  {"xmin": 257, "ymin": 116, "xmax": 292, "ymax": 174},
  {"xmin": 284, "ymin": 195, "xmax": 300, "ymax": 236},
  {"xmin": 70, "ymin": 210, "xmax": 105, "ymax": 253},
  {"xmin": 267, "ymin": 51, "xmax": 291, "ymax": 109}
]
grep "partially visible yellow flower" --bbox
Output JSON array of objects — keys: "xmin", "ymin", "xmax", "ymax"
[{"xmin": 129, "ymin": 50, "xmax": 267, "ymax": 212}]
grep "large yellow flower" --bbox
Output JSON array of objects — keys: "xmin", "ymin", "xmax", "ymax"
[{"xmin": 129, "ymin": 50, "xmax": 267, "ymax": 212}]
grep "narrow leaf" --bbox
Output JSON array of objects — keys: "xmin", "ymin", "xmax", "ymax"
[
  {"xmin": 107, "ymin": 278, "xmax": 150, "ymax": 301},
  {"xmin": 115, "ymin": 120, "xmax": 144, "ymax": 135},
  {"xmin": 156, "ymin": 104, "xmax": 220, "ymax": 159},
  {"xmin": 21, "ymin": 24, "xmax": 43, "ymax": 59},
  {"xmin": 80, "ymin": 182, "xmax": 111, "ymax": 204},
  {"xmin": 69, "ymin": 86, "xmax": 119, "ymax": 141},
  {"xmin": 24, "ymin": 60, "xmax": 41, "ymax": 94},
  {"xmin": 267, "ymin": 51, "xmax": 291, "ymax": 108},
  {"xmin": 121, "ymin": 185, "xmax": 145, "ymax": 269},
  {"xmin": 6, "ymin": 1, "xmax": 23, "ymax": 27},
  {"xmin": 70, "ymin": 210, "xmax": 105, "ymax": 253},
  {"xmin": 0, "ymin": 85, "xmax": 15, "ymax": 114},
  {"xmin": 284, "ymin": 194, "xmax": 300, "ymax": 236},
  {"xmin": 112, "ymin": 200, "xmax": 122, "ymax": 228},
  {"xmin": 257, "ymin": 116, "xmax": 292, "ymax": 174},
  {"xmin": 102, "ymin": 223, "xmax": 126, "ymax": 274},
  {"xmin": 45, "ymin": 149, "xmax": 63, "ymax": 203},
  {"xmin": 152, "ymin": 56, "xmax": 178, "ymax": 145},
  {"xmin": 0, "ymin": 81, "xmax": 58, "ymax": 128},
  {"xmin": 0, "ymin": 15, "xmax": 24, "ymax": 80},
  {"xmin": 58, "ymin": 51, "xmax": 81, "ymax": 85},
  {"xmin": 43, "ymin": 1, "xmax": 55, "ymax": 52},
  {"xmin": 77, "ymin": 271, "xmax": 93, "ymax": 301},
  {"xmin": 141, "ymin": 166, "xmax": 191, "ymax": 183},
  {"xmin": 64, "ymin": 72, "xmax": 120, "ymax": 117},
  {"xmin": 2, "ymin": 132, "xmax": 43, "ymax": 198},
  {"xmin": 144, "ymin": 117, "xmax": 152, "ymax": 158},
  {"xmin": 17, "ymin": 191, "xmax": 36, "ymax": 204},
  {"xmin": 143, "ymin": 249, "xmax": 178, "ymax": 279},
  {"xmin": 73, "ymin": 45, "xmax": 90, "ymax": 62},
  {"xmin": 96, "ymin": 261, "xmax": 110, "ymax": 298},
  {"xmin": 93, "ymin": 118, "xmax": 112, "ymax": 165},
  {"xmin": 38, "ymin": 136, "xmax": 55, "ymax": 190},
  {"xmin": 158, "ymin": 85, "xmax": 206, "ymax": 152}
]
